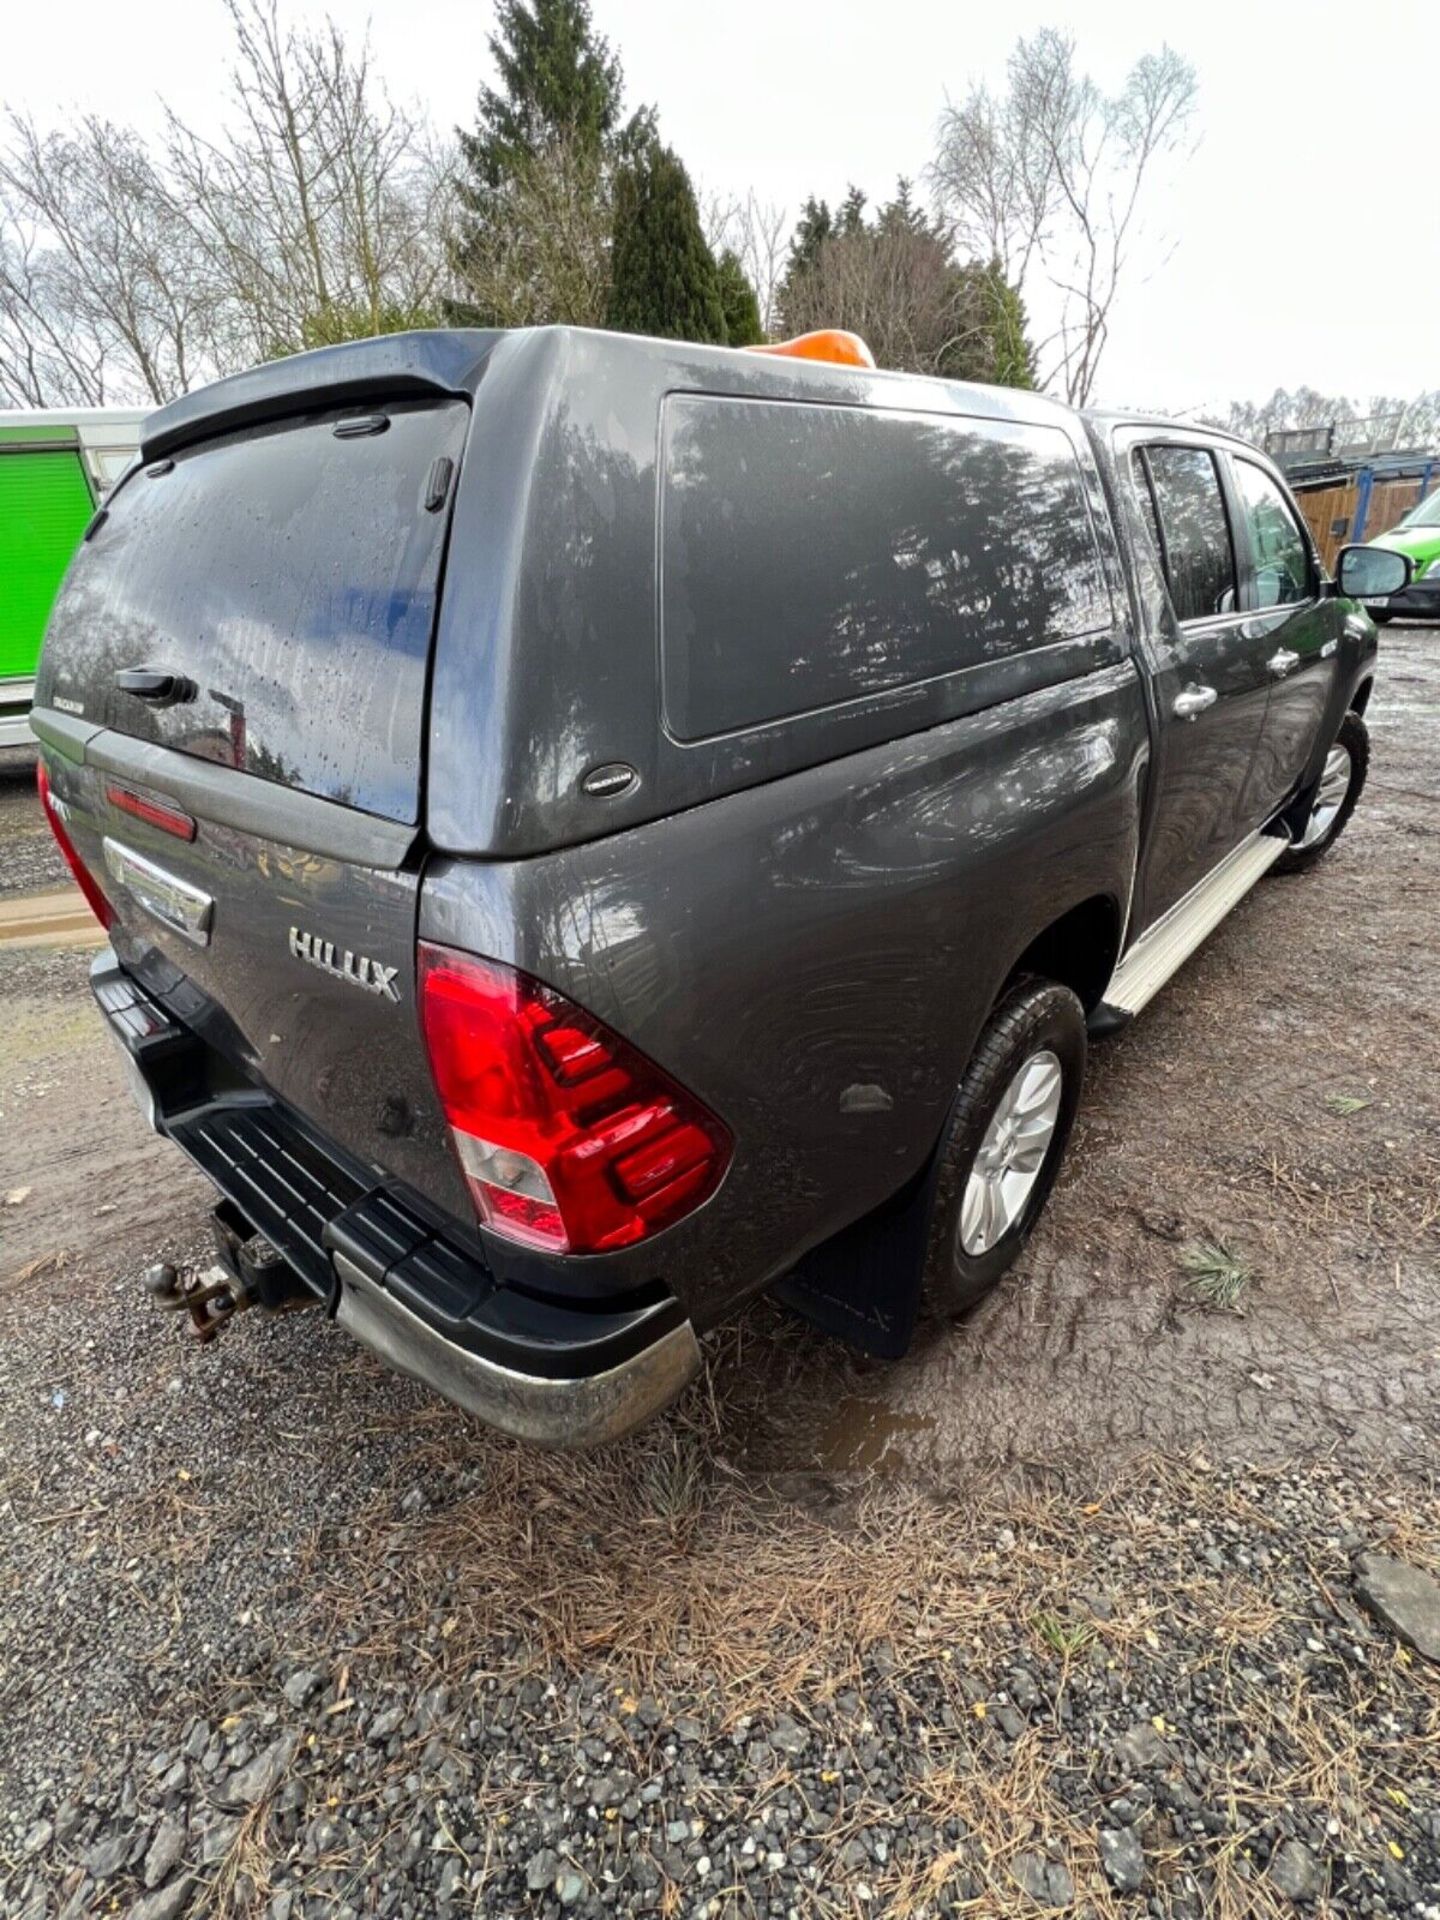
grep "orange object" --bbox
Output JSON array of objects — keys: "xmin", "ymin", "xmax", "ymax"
[{"xmin": 745, "ymin": 329, "xmax": 876, "ymax": 370}]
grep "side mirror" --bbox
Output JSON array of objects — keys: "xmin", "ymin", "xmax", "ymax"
[{"xmin": 1336, "ymin": 544, "xmax": 1410, "ymax": 601}]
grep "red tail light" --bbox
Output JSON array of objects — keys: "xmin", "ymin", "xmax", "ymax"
[
  {"xmin": 105, "ymin": 781, "xmax": 196, "ymax": 841},
  {"xmin": 37, "ymin": 760, "xmax": 114, "ymax": 930},
  {"xmin": 417, "ymin": 943, "xmax": 731, "ymax": 1254}
]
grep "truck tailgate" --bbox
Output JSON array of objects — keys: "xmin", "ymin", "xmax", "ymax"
[{"xmin": 33, "ymin": 394, "xmax": 472, "ymax": 1215}]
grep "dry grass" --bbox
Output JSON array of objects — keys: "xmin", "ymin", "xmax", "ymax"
[
  {"xmin": 242, "ymin": 1373, "xmax": 1440, "ymax": 1915},
  {"xmin": 287, "ymin": 1366, "xmax": 1429, "ymax": 1703},
  {"xmin": 1234, "ymin": 1146, "xmax": 1440, "ymax": 1246}
]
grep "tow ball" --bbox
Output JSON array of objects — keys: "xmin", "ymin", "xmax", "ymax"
[
  {"xmin": 142, "ymin": 1259, "xmax": 247, "ymax": 1343},
  {"xmin": 143, "ymin": 1207, "xmax": 312, "ymax": 1343}
]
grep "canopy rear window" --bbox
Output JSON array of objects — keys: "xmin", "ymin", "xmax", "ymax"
[{"xmin": 45, "ymin": 397, "xmax": 468, "ymax": 823}]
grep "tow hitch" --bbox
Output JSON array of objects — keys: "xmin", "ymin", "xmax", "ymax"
[
  {"xmin": 143, "ymin": 1259, "xmax": 245, "ymax": 1342},
  {"xmin": 143, "ymin": 1202, "xmax": 316, "ymax": 1342}
]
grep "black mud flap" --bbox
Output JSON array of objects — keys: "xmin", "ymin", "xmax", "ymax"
[{"xmin": 775, "ymin": 1139, "xmax": 948, "ymax": 1360}]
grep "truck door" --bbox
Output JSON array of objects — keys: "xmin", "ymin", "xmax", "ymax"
[
  {"xmin": 1126, "ymin": 441, "xmax": 1276, "ymax": 930},
  {"xmin": 1224, "ymin": 452, "xmax": 1341, "ymax": 820}
]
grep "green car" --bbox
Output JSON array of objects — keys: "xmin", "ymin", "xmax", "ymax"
[
  {"xmin": 0, "ymin": 407, "xmax": 147, "ymax": 752},
  {"xmin": 1365, "ymin": 488, "xmax": 1440, "ymax": 624}
]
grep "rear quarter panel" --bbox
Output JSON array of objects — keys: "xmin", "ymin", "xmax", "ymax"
[{"xmin": 421, "ymin": 660, "xmax": 1148, "ymax": 1327}]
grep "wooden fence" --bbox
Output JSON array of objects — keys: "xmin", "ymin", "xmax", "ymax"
[{"xmin": 1295, "ymin": 473, "xmax": 1437, "ymax": 572}]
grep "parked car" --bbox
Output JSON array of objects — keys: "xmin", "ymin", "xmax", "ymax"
[
  {"xmin": 1, "ymin": 408, "xmax": 146, "ymax": 754},
  {"xmin": 30, "ymin": 329, "xmax": 1408, "ymax": 1446},
  {"xmin": 1361, "ymin": 486, "xmax": 1440, "ymax": 623}
]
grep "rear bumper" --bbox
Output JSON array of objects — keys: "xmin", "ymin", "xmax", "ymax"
[
  {"xmin": 93, "ymin": 947, "xmax": 700, "ymax": 1446},
  {"xmin": 332, "ymin": 1255, "xmax": 699, "ymax": 1447}
]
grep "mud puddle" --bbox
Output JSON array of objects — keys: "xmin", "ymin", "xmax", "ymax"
[{"xmin": 816, "ymin": 1396, "xmax": 938, "ymax": 1471}]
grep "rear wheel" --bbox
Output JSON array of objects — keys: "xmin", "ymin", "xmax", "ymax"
[
  {"xmin": 1275, "ymin": 710, "xmax": 1368, "ymax": 873},
  {"xmin": 925, "ymin": 979, "xmax": 1086, "ymax": 1318}
]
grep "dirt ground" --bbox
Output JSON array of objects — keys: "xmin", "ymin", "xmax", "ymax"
[{"xmin": 2, "ymin": 630, "xmax": 1438, "ymax": 1482}]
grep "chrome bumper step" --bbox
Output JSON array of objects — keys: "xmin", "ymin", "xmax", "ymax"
[{"xmin": 1098, "ymin": 830, "xmax": 1290, "ymax": 1021}]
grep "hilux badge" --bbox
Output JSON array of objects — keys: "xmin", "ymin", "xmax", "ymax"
[{"xmin": 288, "ymin": 926, "xmax": 401, "ymax": 1001}]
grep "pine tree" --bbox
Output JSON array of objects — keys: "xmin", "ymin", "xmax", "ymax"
[
  {"xmin": 835, "ymin": 185, "xmax": 868, "ymax": 236},
  {"xmin": 786, "ymin": 197, "xmax": 834, "ymax": 279},
  {"xmin": 715, "ymin": 250, "xmax": 763, "ymax": 346},
  {"xmin": 460, "ymin": 0, "xmax": 624, "ymax": 191},
  {"xmin": 975, "ymin": 259, "xmax": 1037, "ymax": 390},
  {"xmin": 880, "ymin": 177, "xmax": 928, "ymax": 236},
  {"xmin": 448, "ymin": 0, "xmax": 646, "ymax": 326},
  {"xmin": 606, "ymin": 141, "xmax": 727, "ymax": 345}
]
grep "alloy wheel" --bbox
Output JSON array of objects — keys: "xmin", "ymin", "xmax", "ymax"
[
  {"xmin": 1299, "ymin": 743, "xmax": 1352, "ymax": 850},
  {"xmin": 959, "ymin": 1048, "xmax": 1064, "ymax": 1256}
]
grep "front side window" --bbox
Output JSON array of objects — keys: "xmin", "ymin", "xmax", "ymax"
[
  {"xmin": 1401, "ymin": 488, "xmax": 1440, "ymax": 529},
  {"xmin": 1141, "ymin": 446, "xmax": 1238, "ymax": 624},
  {"xmin": 1233, "ymin": 460, "xmax": 1313, "ymax": 608}
]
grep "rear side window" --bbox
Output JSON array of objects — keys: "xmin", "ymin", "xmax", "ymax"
[
  {"xmin": 1139, "ymin": 446, "xmax": 1238, "ymax": 624},
  {"xmin": 660, "ymin": 394, "xmax": 1112, "ymax": 741},
  {"xmin": 1232, "ymin": 459, "xmax": 1313, "ymax": 607}
]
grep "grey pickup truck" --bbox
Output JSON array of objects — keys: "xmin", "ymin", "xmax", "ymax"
[{"xmin": 31, "ymin": 327, "xmax": 1410, "ymax": 1446}]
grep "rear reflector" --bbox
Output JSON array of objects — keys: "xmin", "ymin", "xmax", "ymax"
[
  {"xmin": 105, "ymin": 782, "xmax": 197, "ymax": 841},
  {"xmin": 417, "ymin": 944, "xmax": 731, "ymax": 1254},
  {"xmin": 37, "ymin": 761, "xmax": 114, "ymax": 930}
]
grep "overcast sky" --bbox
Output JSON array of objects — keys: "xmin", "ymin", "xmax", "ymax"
[{"xmin": 6, "ymin": 0, "xmax": 1434, "ymax": 412}]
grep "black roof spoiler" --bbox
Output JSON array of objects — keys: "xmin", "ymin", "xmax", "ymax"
[{"xmin": 140, "ymin": 329, "xmax": 502, "ymax": 461}]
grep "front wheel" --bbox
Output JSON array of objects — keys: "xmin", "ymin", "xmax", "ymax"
[
  {"xmin": 1368, "ymin": 607, "xmax": 1394, "ymax": 626},
  {"xmin": 925, "ymin": 979, "xmax": 1086, "ymax": 1318},
  {"xmin": 1275, "ymin": 710, "xmax": 1369, "ymax": 873}
]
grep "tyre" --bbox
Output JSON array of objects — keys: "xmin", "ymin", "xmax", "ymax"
[
  {"xmin": 1275, "ymin": 709, "xmax": 1369, "ymax": 874},
  {"xmin": 1368, "ymin": 607, "xmax": 1394, "ymax": 626},
  {"xmin": 924, "ymin": 979, "xmax": 1087, "ymax": 1318}
]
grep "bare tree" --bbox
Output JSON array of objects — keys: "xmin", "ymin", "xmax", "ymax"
[
  {"xmin": 932, "ymin": 30, "xmax": 1196, "ymax": 405},
  {"xmin": 0, "ymin": 0, "xmax": 452, "ymax": 405},
  {"xmin": 703, "ymin": 189, "xmax": 788, "ymax": 336},
  {"xmin": 450, "ymin": 131, "xmax": 613, "ymax": 329},
  {"xmin": 781, "ymin": 214, "xmax": 961, "ymax": 376},
  {"xmin": 167, "ymin": 1, "xmax": 452, "ymax": 362},
  {"xmin": 0, "ymin": 220, "xmax": 109, "ymax": 405},
  {"xmin": 778, "ymin": 190, "xmax": 1033, "ymax": 386},
  {"xmin": 1205, "ymin": 386, "xmax": 1440, "ymax": 451},
  {"xmin": 0, "ymin": 114, "xmax": 212, "ymax": 405}
]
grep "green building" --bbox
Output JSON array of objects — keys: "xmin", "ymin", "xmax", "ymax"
[{"xmin": 1, "ymin": 408, "xmax": 147, "ymax": 753}]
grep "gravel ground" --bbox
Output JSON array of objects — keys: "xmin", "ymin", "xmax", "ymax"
[
  {"xmin": 0, "ymin": 749, "xmax": 67, "ymax": 897},
  {"xmin": 4, "ymin": 1401, "xmax": 1440, "ymax": 1919},
  {"xmin": 3, "ymin": 632, "xmax": 1439, "ymax": 1918}
]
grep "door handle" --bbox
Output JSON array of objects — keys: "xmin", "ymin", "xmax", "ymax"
[
  {"xmin": 1266, "ymin": 648, "xmax": 1299, "ymax": 677},
  {"xmin": 114, "ymin": 667, "xmax": 196, "ymax": 706},
  {"xmin": 1172, "ymin": 685, "xmax": 1218, "ymax": 720}
]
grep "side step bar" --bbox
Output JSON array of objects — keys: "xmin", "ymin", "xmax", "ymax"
[{"xmin": 1095, "ymin": 830, "xmax": 1290, "ymax": 1025}]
